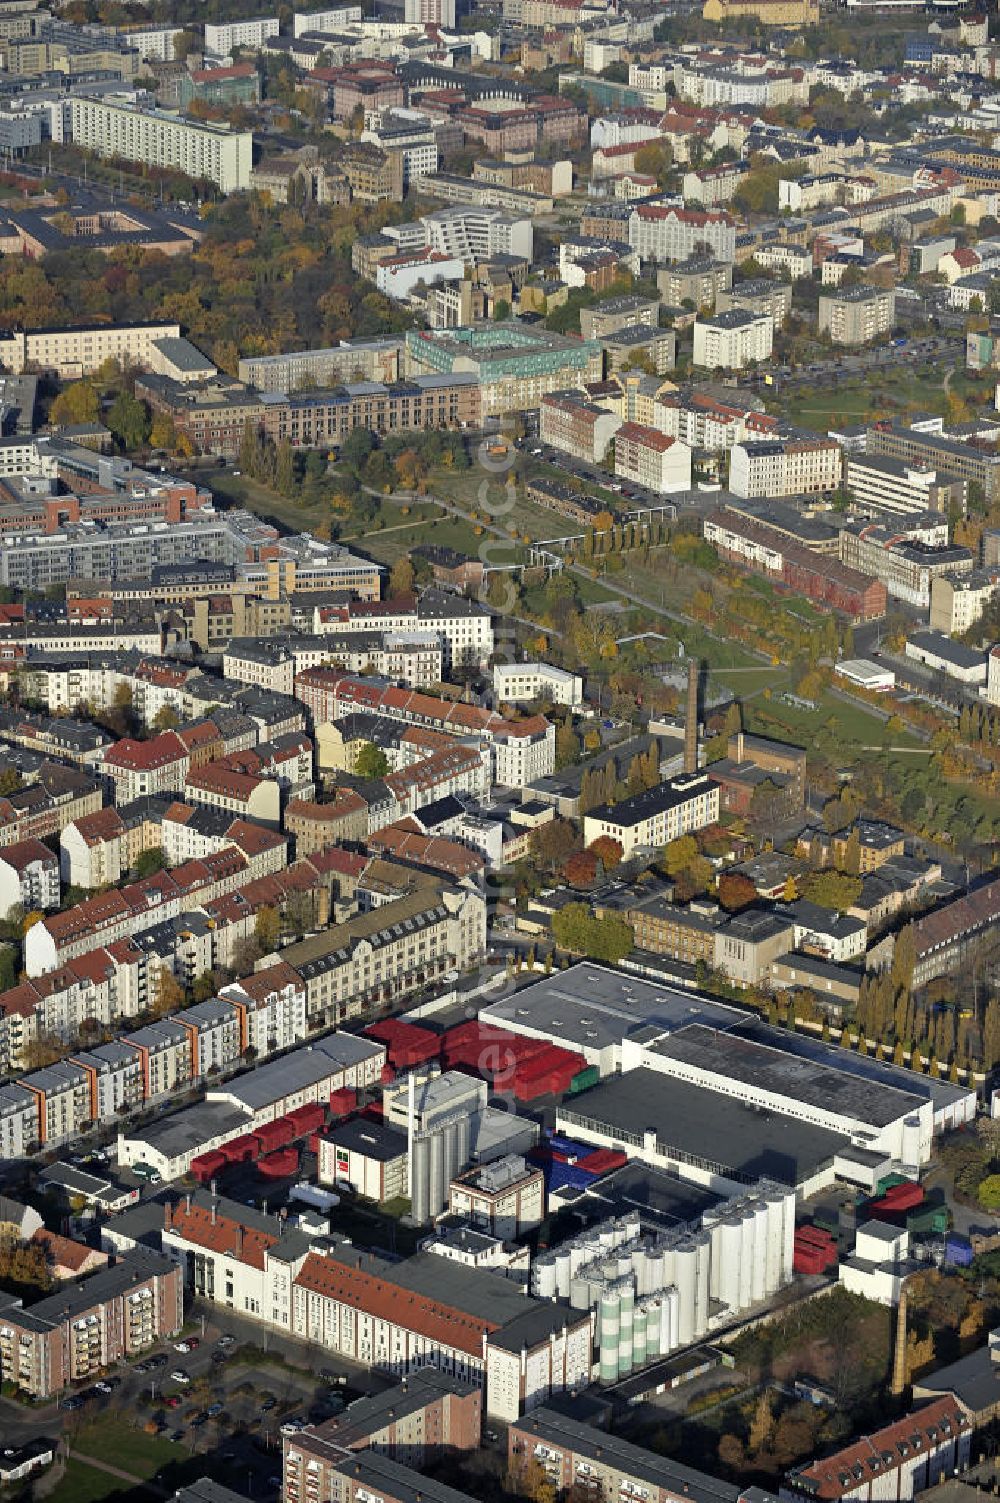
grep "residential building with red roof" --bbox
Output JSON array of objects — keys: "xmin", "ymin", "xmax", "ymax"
[
  {"xmin": 0, "ymin": 837, "xmax": 59, "ymax": 915},
  {"xmin": 782, "ymin": 1396, "xmax": 969, "ymax": 1503},
  {"xmin": 103, "ymin": 732, "xmax": 189, "ymax": 802}
]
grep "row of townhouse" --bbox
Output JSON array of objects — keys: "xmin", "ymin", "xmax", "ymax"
[
  {"xmin": 0, "ymin": 763, "xmax": 102, "ymax": 849},
  {"xmin": 160, "ymin": 1191, "xmax": 592, "ymax": 1422},
  {"xmin": 0, "ymin": 960, "xmax": 317, "ymax": 1152},
  {"xmin": 221, "ymin": 633, "xmax": 445, "ymax": 696},
  {"xmin": 294, "ymin": 671, "xmax": 555, "ymax": 788}
]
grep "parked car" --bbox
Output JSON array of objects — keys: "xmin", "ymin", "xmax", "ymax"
[{"xmin": 170, "ymin": 1371, "xmax": 191, "ymax": 1385}]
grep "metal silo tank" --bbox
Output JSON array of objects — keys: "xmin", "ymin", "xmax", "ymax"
[
  {"xmin": 693, "ymin": 1232, "xmax": 710, "ymax": 1338},
  {"xmin": 429, "ymin": 1128, "xmax": 445, "ymax": 1218},
  {"xmin": 535, "ymin": 1255, "xmax": 556, "ymax": 1299},
  {"xmin": 764, "ymin": 1189, "xmax": 785, "ymax": 1294},
  {"xmin": 555, "ymin": 1245, "xmax": 572, "ymax": 1299},
  {"xmin": 750, "ymin": 1200, "xmax": 768, "ymax": 1304},
  {"xmin": 781, "ymin": 1187, "xmax": 796, "ymax": 1281},
  {"xmin": 719, "ymin": 1217, "xmax": 742, "ymax": 1314},
  {"xmin": 411, "ymin": 1134, "xmax": 431, "ymax": 1225},
  {"xmin": 598, "ymin": 1292, "xmax": 619, "ymax": 1383},
  {"xmin": 902, "ymin": 1114, "xmax": 922, "ymax": 1166},
  {"xmin": 673, "ymin": 1241, "xmax": 697, "ymax": 1347},
  {"xmin": 662, "ymin": 1285, "xmax": 679, "ymax": 1354},
  {"xmin": 737, "ymin": 1209, "xmax": 755, "ymax": 1310},
  {"xmin": 632, "ymin": 1303, "xmax": 647, "ymax": 1371},
  {"xmin": 618, "ymin": 1287, "xmax": 635, "ymax": 1376}
]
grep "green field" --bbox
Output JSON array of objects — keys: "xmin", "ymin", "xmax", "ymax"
[{"xmin": 774, "ymin": 369, "xmax": 954, "ymax": 433}]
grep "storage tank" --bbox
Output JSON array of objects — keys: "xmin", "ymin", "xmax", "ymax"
[
  {"xmin": 673, "ymin": 1240, "xmax": 698, "ymax": 1346},
  {"xmin": 718, "ymin": 1217, "xmax": 742, "ymax": 1313},
  {"xmin": 411, "ymin": 1134, "xmax": 431, "ymax": 1226},
  {"xmin": 534, "ymin": 1256, "xmax": 557, "ymax": 1299},
  {"xmin": 632, "ymin": 1303, "xmax": 647, "ymax": 1371},
  {"xmin": 570, "ymin": 1275, "xmax": 595, "ymax": 1311},
  {"xmin": 764, "ymin": 1188, "xmax": 786, "ymax": 1294},
  {"xmin": 902, "ymin": 1114, "xmax": 922, "ymax": 1165},
  {"xmin": 555, "ymin": 1245, "xmax": 572, "ymax": 1299},
  {"xmin": 738, "ymin": 1207, "xmax": 755, "ymax": 1309},
  {"xmin": 751, "ymin": 1200, "xmax": 768, "ymax": 1304},
  {"xmin": 646, "ymin": 1246, "xmax": 664, "ymax": 1297},
  {"xmin": 781, "ymin": 1188, "xmax": 796, "ymax": 1280},
  {"xmin": 662, "ymin": 1285, "xmax": 680, "ymax": 1354},
  {"xmin": 694, "ymin": 1232, "xmax": 710, "ymax": 1338},
  {"xmin": 618, "ymin": 1287, "xmax": 634, "ymax": 1376},
  {"xmin": 598, "ymin": 1292, "xmax": 619, "ymax": 1383},
  {"xmin": 429, "ymin": 1128, "xmax": 445, "ymax": 1220}
]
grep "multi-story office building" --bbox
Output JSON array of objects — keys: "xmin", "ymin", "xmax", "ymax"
[
  {"xmin": 406, "ymin": 324, "xmax": 602, "ymax": 418},
  {"xmin": 930, "ymin": 570, "xmax": 1000, "ymax": 634},
  {"xmin": 729, "ymin": 435, "xmax": 842, "ymax": 498},
  {"xmin": 692, "ymin": 309, "xmax": 773, "ymax": 369},
  {"xmin": 69, "ymin": 99, "xmax": 252, "ymax": 193},
  {"xmin": 583, "ymin": 772, "xmax": 720, "ymax": 858},
  {"xmin": 258, "ymin": 376, "xmax": 481, "ymax": 450},
  {"xmin": 846, "ymin": 452, "xmax": 967, "ymax": 517},
  {"xmin": 238, "ymin": 336, "xmax": 404, "ymax": 394},
  {"xmin": 867, "ymin": 423, "xmax": 1000, "ymax": 505},
  {"xmin": 839, "ymin": 522, "xmax": 973, "ymax": 609},
  {"xmin": 818, "ymin": 285, "xmax": 896, "ymax": 346},
  {"xmin": 421, "ymin": 205, "xmax": 533, "ymax": 263}
]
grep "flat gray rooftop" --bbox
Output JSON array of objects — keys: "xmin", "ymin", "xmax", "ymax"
[
  {"xmin": 736, "ymin": 1020, "xmax": 975, "ymax": 1114},
  {"xmin": 123, "ymin": 1101, "xmax": 249, "ymax": 1160},
  {"xmin": 647, "ymin": 1023, "xmax": 924, "ymax": 1128},
  {"xmin": 559, "ymin": 1069, "xmax": 848, "ymax": 1189},
  {"xmin": 479, "ymin": 962, "xmax": 751, "ymax": 1056},
  {"xmin": 512, "ymin": 1408, "xmax": 740, "ymax": 1503}
]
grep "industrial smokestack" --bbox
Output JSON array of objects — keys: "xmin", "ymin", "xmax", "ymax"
[{"xmin": 684, "ymin": 659, "xmax": 699, "ymax": 776}]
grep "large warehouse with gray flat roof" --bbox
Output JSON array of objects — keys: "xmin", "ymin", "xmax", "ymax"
[
  {"xmin": 557, "ymin": 1067, "xmax": 850, "ymax": 1196},
  {"xmin": 478, "ymin": 961, "xmax": 751, "ymax": 1074},
  {"xmin": 621, "ymin": 1023, "xmax": 933, "ymax": 1164}
]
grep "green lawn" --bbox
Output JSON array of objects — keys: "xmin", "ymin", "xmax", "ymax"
[
  {"xmin": 773, "ymin": 368, "xmax": 955, "ymax": 433},
  {"xmin": 746, "ymin": 687, "xmax": 922, "ymax": 758},
  {"xmin": 70, "ymin": 1420, "xmax": 179, "ymax": 1476},
  {"xmin": 205, "ymin": 467, "xmax": 330, "ymax": 534}
]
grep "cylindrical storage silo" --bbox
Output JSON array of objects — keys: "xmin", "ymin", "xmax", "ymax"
[
  {"xmin": 764, "ymin": 1190, "xmax": 785, "ymax": 1294},
  {"xmin": 555, "ymin": 1245, "xmax": 572, "ymax": 1299},
  {"xmin": 694, "ymin": 1232, "xmax": 710, "ymax": 1338},
  {"xmin": 535, "ymin": 1255, "xmax": 556, "ymax": 1299},
  {"xmin": 632, "ymin": 1304, "xmax": 647, "ymax": 1371},
  {"xmin": 455, "ymin": 1111, "xmax": 472, "ymax": 1170},
  {"xmin": 647, "ymin": 1246, "xmax": 664, "ymax": 1296},
  {"xmin": 662, "ymin": 1285, "xmax": 679, "ymax": 1354},
  {"xmin": 673, "ymin": 1241, "xmax": 697, "ymax": 1347},
  {"xmin": 429, "ymin": 1128, "xmax": 445, "ymax": 1218},
  {"xmin": 618, "ymin": 1287, "xmax": 634, "ymax": 1376},
  {"xmin": 719, "ymin": 1217, "xmax": 742, "ymax": 1313},
  {"xmin": 902, "ymin": 1114, "xmax": 921, "ymax": 1166},
  {"xmin": 737, "ymin": 1209, "xmax": 755, "ymax": 1310},
  {"xmin": 411, "ymin": 1135, "xmax": 431, "ymax": 1225},
  {"xmin": 598, "ymin": 1292, "xmax": 619, "ymax": 1383},
  {"xmin": 751, "ymin": 1200, "xmax": 768, "ymax": 1304},
  {"xmin": 781, "ymin": 1188, "xmax": 796, "ymax": 1281},
  {"xmin": 707, "ymin": 1214, "xmax": 726, "ymax": 1299}
]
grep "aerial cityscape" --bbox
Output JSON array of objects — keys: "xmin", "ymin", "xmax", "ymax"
[{"xmin": 6, "ymin": 2, "xmax": 1000, "ymax": 1503}]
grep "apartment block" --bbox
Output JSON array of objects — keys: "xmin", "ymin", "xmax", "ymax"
[
  {"xmin": 540, "ymin": 388, "xmax": 621, "ymax": 463},
  {"xmin": 693, "ymin": 309, "xmax": 773, "ymax": 370},
  {"xmin": 204, "ymin": 15, "xmax": 278, "ymax": 53},
  {"xmin": 69, "ymin": 99, "xmax": 252, "ymax": 193},
  {"xmin": 729, "ymin": 436, "xmax": 842, "ymax": 498},
  {"xmin": 818, "ymin": 285, "xmax": 896, "ymax": 346},
  {"xmin": 0, "ymin": 1249, "xmax": 182, "ymax": 1399},
  {"xmin": 845, "ymin": 453, "xmax": 966, "ymax": 517},
  {"xmin": 628, "ymin": 204, "xmax": 737, "ymax": 265},
  {"xmin": 614, "ymin": 422, "xmax": 692, "ymax": 493}
]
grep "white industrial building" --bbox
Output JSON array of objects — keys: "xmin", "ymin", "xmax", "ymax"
[
  {"xmin": 478, "ymin": 963, "xmax": 752, "ymax": 1077},
  {"xmin": 619, "ymin": 1023, "xmax": 934, "ymax": 1164}
]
